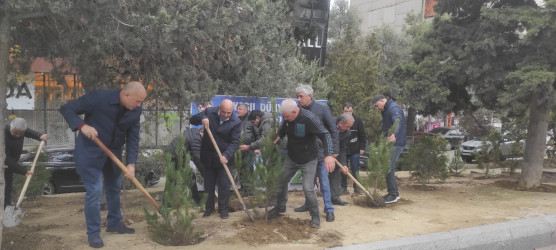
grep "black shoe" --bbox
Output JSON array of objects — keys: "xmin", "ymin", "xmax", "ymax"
[
  {"xmin": 341, "ymin": 187, "xmax": 348, "ymax": 195},
  {"xmin": 310, "ymin": 215, "xmax": 320, "ymax": 228},
  {"xmin": 384, "ymin": 194, "xmax": 400, "ymax": 204},
  {"xmin": 88, "ymin": 234, "xmax": 104, "ymax": 248},
  {"xmin": 294, "ymin": 204, "xmax": 309, "ymax": 212},
  {"xmin": 331, "ymin": 199, "xmax": 349, "ymax": 206},
  {"xmin": 258, "ymin": 199, "xmax": 277, "ymax": 208},
  {"xmin": 220, "ymin": 211, "xmax": 229, "ymax": 219},
  {"xmin": 326, "ymin": 212, "xmax": 335, "ymax": 222},
  {"xmin": 203, "ymin": 210, "xmax": 214, "ymax": 218},
  {"xmin": 267, "ymin": 206, "xmax": 286, "ymax": 219},
  {"xmin": 106, "ymin": 223, "xmax": 135, "ymax": 234},
  {"xmin": 354, "ymin": 189, "xmax": 362, "ymax": 195}
]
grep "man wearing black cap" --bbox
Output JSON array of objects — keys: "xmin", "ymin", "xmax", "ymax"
[{"xmin": 370, "ymin": 94, "xmax": 406, "ymax": 204}]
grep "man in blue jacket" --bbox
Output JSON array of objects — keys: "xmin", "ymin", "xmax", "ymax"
[
  {"xmin": 60, "ymin": 82, "xmax": 146, "ymax": 248},
  {"xmin": 371, "ymin": 94, "xmax": 406, "ymax": 204},
  {"xmin": 190, "ymin": 99, "xmax": 241, "ymax": 219}
]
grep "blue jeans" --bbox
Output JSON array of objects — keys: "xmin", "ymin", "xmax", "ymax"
[
  {"xmin": 316, "ymin": 160, "xmax": 333, "ymax": 213},
  {"xmin": 386, "ymin": 146, "xmax": 405, "ymax": 197},
  {"xmin": 342, "ymin": 153, "xmax": 361, "ymax": 191},
  {"xmin": 276, "ymin": 156, "xmax": 319, "ymax": 216},
  {"xmin": 83, "ymin": 160, "xmax": 123, "ymax": 236}
]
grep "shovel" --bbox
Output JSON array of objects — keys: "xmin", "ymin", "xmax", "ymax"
[
  {"xmin": 3, "ymin": 140, "xmax": 46, "ymax": 227},
  {"xmin": 334, "ymin": 158, "xmax": 385, "ymax": 208},
  {"xmin": 205, "ymin": 127, "xmax": 254, "ymax": 222},
  {"xmin": 92, "ymin": 137, "xmax": 159, "ymax": 211}
]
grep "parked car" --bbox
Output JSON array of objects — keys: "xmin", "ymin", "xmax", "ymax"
[
  {"xmin": 359, "ymin": 144, "xmax": 409, "ymax": 171},
  {"xmin": 460, "ymin": 135, "xmax": 525, "ymax": 163},
  {"xmin": 19, "ymin": 146, "xmax": 161, "ymax": 195},
  {"xmin": 424, "ymin": 127, "xmax": 466, "ymax": 150}
]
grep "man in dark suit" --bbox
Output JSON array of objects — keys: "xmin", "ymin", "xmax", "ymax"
[
  {"xmin": 60, "ymin": 82, "xmax": 146, "ymax": 248},
  {"xmin": 4, "ymin": 117, "xmax": 47, "ymax": 208},
  {"xmin": 190, "ymin": 99, "xmax": 241, "ymax": 219}
]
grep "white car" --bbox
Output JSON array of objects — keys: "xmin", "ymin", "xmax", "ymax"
[{"xmin": 460, "ymin": 136, "xmax": 525, "ymax": 163}]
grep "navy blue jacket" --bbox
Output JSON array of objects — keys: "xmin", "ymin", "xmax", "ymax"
[
  {"xmin": 59, "ymin": 90, "xmax": 142, "ymax": 183},
  {"xmin": 381, "ymin": 99, "xmax": 406, "ymax": 146},
  {"xmin": 190, "ymin": 106, "xmax": 241, "ymax": 162}
]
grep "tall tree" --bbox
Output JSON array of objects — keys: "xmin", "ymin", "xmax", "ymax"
[
  {"xmin": 326, "ymin": 33, "xmax": 383, "ymax": 140},
  {"xmin": 328, "ymin": 0, "xmax": 360, "ymax": 44},
  {"xmin": 404, "ymin": 0, "xmax": 555, "ymax": 188}
]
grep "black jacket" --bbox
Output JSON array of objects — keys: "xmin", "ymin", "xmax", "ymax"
[
  {"xmin": 4, "ymin": 125, "xmax": 42, "ymax": 175},
  {"xmin": 278, "ymin": 109, "xmax": 333, "ymax": 164},
  {"xmin": 347, "ymin": 114, "xmax": 367, "ymax": 155},
  {"xmin": 301, "ymin": 100, "xmax": 339, "ymax": 160},
  {"xmin": 168, "ymin": 128, "xmax": 202, "ymax": 164}
]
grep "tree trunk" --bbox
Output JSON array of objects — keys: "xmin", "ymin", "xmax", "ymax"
[
  {"xmin": 406, "ymin": 106, "xmax": 416, "ymax": 137},
  {"xmin": 0, "ymin": 1, "xmax": 10, "ymax": 247},
  {"xmin": 519, "ymin": 93, "xmax": 549, "ymax": 188}
]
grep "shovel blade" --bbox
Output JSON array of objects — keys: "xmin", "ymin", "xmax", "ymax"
[
  {"xmin": 3, "ymin": 205, "xmax": 25, "ymax": 228},
  {"xmin": 243, "ymin": 204, "xmax": 255, "ymax": 222}
]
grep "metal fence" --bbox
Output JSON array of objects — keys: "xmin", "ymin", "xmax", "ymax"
[{"xmin": 12, "ymin": 108, "xmax": 190, "ymax": 149}]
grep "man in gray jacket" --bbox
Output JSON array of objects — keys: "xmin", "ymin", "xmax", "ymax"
[{"xmin": 294, "ymin": 85, "xmax": 339, "ymax": 223}]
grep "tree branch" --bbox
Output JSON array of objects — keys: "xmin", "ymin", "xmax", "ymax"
[
  {"xmin": 110, "ymin": 13, "xmax": 134, "ymax": 27},
  {"xmin": 10, "ymin": 11, "xmax": 50, "ymax": 21}
]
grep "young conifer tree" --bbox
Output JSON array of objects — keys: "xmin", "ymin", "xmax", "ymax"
[
  {"xmin": 449, "ymin": 148, "xmax": 466, "ymax": 177},
  {"xmin": 144, "ymin": 135, "xmax": 203, "ymax": 246},
  {"xmin": 361, "ymin": 121, "xmax": 399, "ymax": 195},
  {"xmin": 239, "ymin": 99, "xmax": 282, "ymax": 220}
]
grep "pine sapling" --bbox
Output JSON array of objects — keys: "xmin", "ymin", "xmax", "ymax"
[
  {"xmin": 144, "ymin": 135, "xmax": 203, "ymax": 246},
  {"xmin": 449, "ymin": 148, "xmax": 466, "ymax": 176}
]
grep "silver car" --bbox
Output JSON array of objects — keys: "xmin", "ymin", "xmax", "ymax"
[{"xmin": 460, "ymin": 136, "xmax": 525, "ymax": 163}]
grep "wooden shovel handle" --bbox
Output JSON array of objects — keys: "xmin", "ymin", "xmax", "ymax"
[
  {"xmin": 15, "ymin": 140, "xmax": 45, "ymax": 207},
  {"xmin": 92, "ymin": 137, "xmax": 159, "ymax": 211},
  {"xmin": 334, "ymin": 158, "xmax": 373, "ymax": 197},
  {"xmin": 205, "ymin": 127, "xmax": 246, "ymax": 206}
]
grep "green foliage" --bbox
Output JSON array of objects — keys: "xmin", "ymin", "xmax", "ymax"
[
  {"xmin": 476, "ymin": 129, "xmax": 503, "ymax": 177},
  {"xmin": 13, "ymin": 146, "xmax": 51, "ymax": 198},
  {"xmin": 237, "ymin": 99, "xmax": 282, "ymax": 220},
  {"xmin": 449, "ymin": 148, "xmax": 466, "ymax": 176},
  {"xmin": 13, "ymin": 162, "xmax": 51, "ymax": 198},
  {"xmin": 328, "ymin": 0, "xmax": 360, "ymax": 46},
  {"xmin": 5, "ymin": 0, "xmax": 323, "ymax": 106},
  {"xmin": 123, "ymin": 150, "xmax": 165, "ymax": 190},
  {"xmin": 360, "ymin": 121, "xmax": 400, "ymax": 193},
  {"xmin": 361, "ymin": 137, "xmax": 391, "ymax": 193},
  {"xmin": 144, "ymin": 135, "xmax": 203, "ymax": 246},
  {"xmin": 404, "ymin": 135, "xmax": 448, "ymax": 188},
  {"xmin": 326, "ymin": 33, "xmax": 383, "ymax": 140}
]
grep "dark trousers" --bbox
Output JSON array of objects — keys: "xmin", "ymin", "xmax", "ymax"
[
  {"xmin": 201, "ymin": 153, "xmax": 231, "ymax": 214},
  {"xmin": 342, "ymin": 153, "xmax": 361, "ymax": 192},
  {"xmin": 4, "ymin": 170, "xmax": 15, "ymax": 208}
]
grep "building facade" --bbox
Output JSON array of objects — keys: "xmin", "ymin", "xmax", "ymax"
[{"xmin": 350, "ymin": 0, "xmax": 437, "ymax": 35}]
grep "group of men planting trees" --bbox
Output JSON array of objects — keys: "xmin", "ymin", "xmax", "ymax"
[
  {"xmin": 49, "ymin": 81, "xmax": 403, "ymax": 247},
  {"xmin": 177, "ymin": 85, "xmax": 406, "ymax": 228}
]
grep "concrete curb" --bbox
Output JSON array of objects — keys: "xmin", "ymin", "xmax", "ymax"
[{"xmin": 331, "ymin": 214, "xmax": 556, "ymax": 250}]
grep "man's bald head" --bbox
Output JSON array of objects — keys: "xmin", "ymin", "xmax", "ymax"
[
  {"xmin": 219, "ymin": 99, "xmax": 234, "ymax": 121},
  {"xmin": 120, "ymin": 81, "xmax": 147, "ymax": 110}
]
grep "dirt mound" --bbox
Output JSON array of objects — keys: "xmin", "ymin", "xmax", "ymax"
[{"xmin": 229, "ymin": 216, "xmax": 317, "ymax": 246}]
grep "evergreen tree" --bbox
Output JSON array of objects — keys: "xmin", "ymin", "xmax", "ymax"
[
  {"xmin": 449, "ymin": 148, "xmax": 466, "ymax": 176},
  {"xmin": 144, "ymin": 135, "xmax": 203, "ymax": 246},
  {"xmin": 405, "ymin": 135, "xmax": 449, "ymax": 188}
]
